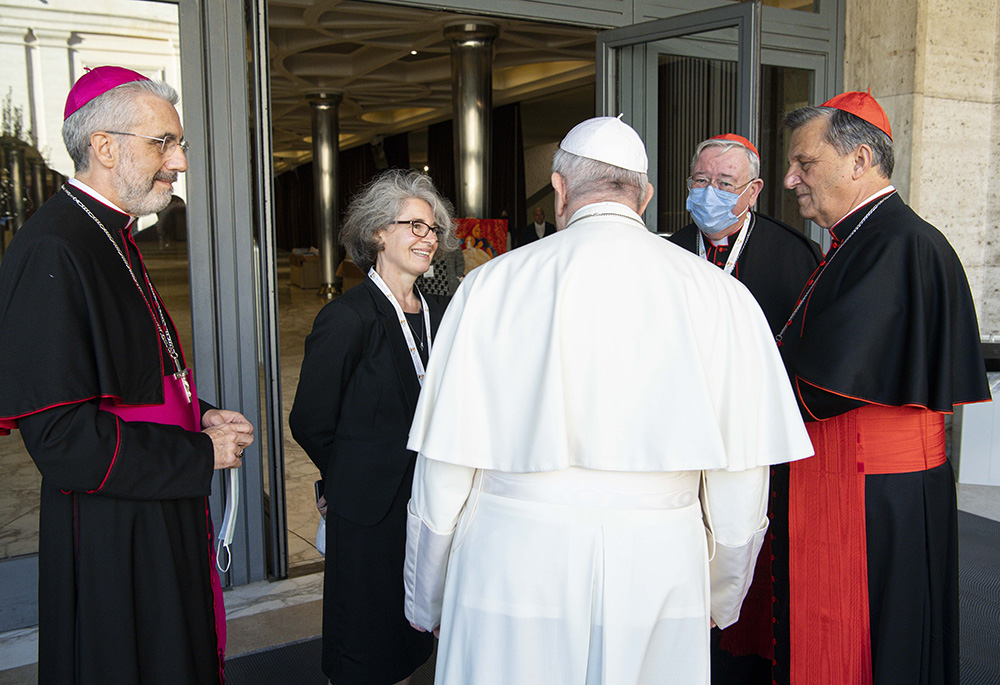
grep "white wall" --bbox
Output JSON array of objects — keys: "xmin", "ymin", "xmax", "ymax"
[{"xmin": 0, "ymin": 0, "xmax": 185, "ymax": 213}]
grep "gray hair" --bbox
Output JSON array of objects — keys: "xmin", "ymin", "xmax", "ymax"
[
  {"xmin": 62, "ymin": 78, "xmax": 179, "ymax": 173},
  {"xmin": 551, "ymin": 148, "xmax": 648, "ymax": 210},
  {"xmin": 784, "ymin": 106, "xmax": 894, "ymax": 178},
  {"xmin": 690, "ymin": 139, "xmax": 760, "ymax": 180},
  {"xmin": 340, "ymin": 169, "xmax": 458, "ymax": 271}
]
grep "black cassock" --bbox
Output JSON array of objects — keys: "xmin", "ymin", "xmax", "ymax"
[
  {"xmin": 0, "ymin": 186, "xmax": 223, "ymax": 684},
  {"xmin": 777, "ymin": 191, "xmax": 989, "ymax": 685},
  {"xmin": 670, "ymin": 212, "xmax": 822, "ymax": 685}
]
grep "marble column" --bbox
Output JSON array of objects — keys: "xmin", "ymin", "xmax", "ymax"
[
  {"xmin": 308, "ymin": 92, "xmax": 343, "ymax": 298},
  {"xmin": 444, "ymin": 22, "xmax": 498, "ymax": 218}
]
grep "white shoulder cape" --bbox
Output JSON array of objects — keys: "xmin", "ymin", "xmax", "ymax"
[{"xmin": 408, "ymin": 203, "xmax": 813, "ymax": 472}]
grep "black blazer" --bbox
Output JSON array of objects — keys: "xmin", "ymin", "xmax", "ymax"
[{"xmin": 289, "ymin": 276, "xmax": 446, "ymax": 526}]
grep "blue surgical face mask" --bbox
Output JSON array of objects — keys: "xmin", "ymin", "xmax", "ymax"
[{"xmin": 686, "ymin": 185, "xmax": 750, "ymax": 235}]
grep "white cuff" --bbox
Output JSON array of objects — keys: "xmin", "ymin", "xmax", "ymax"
[
  {"xmin": 403, "ymin": 502, "xmax": 455, "ymax": 630},
  {"xmin": 708, "ymin": 516, "xmax": 768, "ymax": 629}
]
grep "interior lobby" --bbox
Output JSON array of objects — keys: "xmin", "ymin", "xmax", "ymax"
[{"xmin": 1, "ymin": 0, "xmax": 999, "ymax": 682}]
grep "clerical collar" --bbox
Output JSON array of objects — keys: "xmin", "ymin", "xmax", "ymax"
[
  {"xmin": 829, "ymin": 185, "xmax": 895, "ymax": 240},
  {"xmin": 565, "ymin": 201, "xmax": 646, "ymax": 231},
  {"xmin": 67, "ymin": 178, "xmax": 135, "ymax": 226}
]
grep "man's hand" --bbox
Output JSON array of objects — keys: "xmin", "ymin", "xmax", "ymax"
[
  {"xmin": 317, "ymin": 494, "xmax": 328, "ymax": 517},
  {"xmin": 203, "ymin": 408, "xmax": 253, "ymax": 430},
  {"xmin": 203, "ymin": 419, "xmax": 253, "ymax": 470}
]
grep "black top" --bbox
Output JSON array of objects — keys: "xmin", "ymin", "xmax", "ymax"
[
  {"xmin": 404, "ymin": 309, "xmax": 430, "ymax": 366},
  {"xmin": 778, "ymin": 192, "xmax": 990, "ymax": 419},
  {"xmin": 668, "ymin": 212, "xmax": 823, "ymax": 335}
]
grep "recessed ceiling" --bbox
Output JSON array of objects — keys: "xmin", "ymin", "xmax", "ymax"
[{"xmin": 268, "ymin": 0, "xmax": 597, "ymax": 173}]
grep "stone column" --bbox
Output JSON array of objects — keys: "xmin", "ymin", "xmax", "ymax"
[
  {"xmin": 308, "ymin": 92, "xmax": 343, "ymax": 298},
  {"xmin": 30, "ymin": 159, "xmax": 45, "ymax": 211},
  {"xmin": 845, "ymin": 0, "xmax": 1000, "ymax": 334},
  {"xmin": 444, "ymin": 22, "xmax": 498, "ymax": 218}
]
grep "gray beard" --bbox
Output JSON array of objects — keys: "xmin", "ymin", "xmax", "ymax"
[{"xmin": 112, "ymin": 145, "xmax": 176, "ymax": 217}]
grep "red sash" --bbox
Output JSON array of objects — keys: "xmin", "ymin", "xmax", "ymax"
[{"xmin": 788, "ymin": 405, "xmax": 945, "ymax": 684}]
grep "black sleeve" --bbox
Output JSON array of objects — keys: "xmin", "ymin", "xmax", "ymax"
[
  {"xmin": 288, "ymin": 301, "xmax": 367, "ymax": 476},
  {"xmin": 18, "ymin": 399, "xmax": 214, "ymax": 500}
]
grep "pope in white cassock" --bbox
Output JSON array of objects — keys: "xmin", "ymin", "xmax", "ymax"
[{"xmin": 403, "ymin": 116, "xmax": 814, "ymax": 684}]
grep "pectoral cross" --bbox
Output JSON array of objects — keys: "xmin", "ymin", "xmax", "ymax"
[{"xmin": 175, "ymin": 368, "xmax": 192, "ymax": 404}]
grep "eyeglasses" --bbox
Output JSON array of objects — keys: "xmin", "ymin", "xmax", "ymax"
[
  {"xmin": 392, "ymin": 219, "xmax": 442, "ymax": 238},
  {"xmin": 106, "ymin": 131, "xmax": 190, "ymax": 156},
  {"xmin": 686, "ymin": 176, "xmax": 756, "ymax": 193}
]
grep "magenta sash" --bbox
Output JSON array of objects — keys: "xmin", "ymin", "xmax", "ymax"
[
  {"xmin": 99, "ymin": 372, "xmax": 228, "ymax": 671},
  {"xmin": 99, "ymin": 373, "xmax": 200, "ymax": 431}
]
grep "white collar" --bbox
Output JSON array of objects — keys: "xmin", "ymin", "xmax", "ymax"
[
  {"xmin": 829, "ymin": 185, "xmax": 895, "ymax": 232},
  {"xmin": 565, "ymin": 201, "xmax": 646, "ymax": 231},
  {"xmin": 67, "ymin": 178, "xmax": 135, "ymax": 223}
]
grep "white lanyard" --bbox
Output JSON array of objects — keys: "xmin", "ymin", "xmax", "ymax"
[
  {"xmin": 696, "ymin": 212, "xmax": 754, "ymax": 275},
  {"xmin": 368, "ymin": 267, "xmax": 432, "ymax": 385}
]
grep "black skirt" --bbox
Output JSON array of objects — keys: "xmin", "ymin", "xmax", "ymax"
[{"xmin": 321, "ymin": 456, "xmax": 434, "ymax": 683}]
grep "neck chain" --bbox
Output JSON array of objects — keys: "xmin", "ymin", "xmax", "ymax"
[
  {"xmin": 775, "ymin": 193, "xmax": 893, "ymax": 345},
  {"xmin": 565, "ymin": 211, "xmax": 646, "ymax": 230},
  {"xmin": 62, "ymin": 186, "xmax": 191, "ymax": 400},
  {"xmin": 406, "ymin": 310, "xmax": 426, "ymax": 351}
]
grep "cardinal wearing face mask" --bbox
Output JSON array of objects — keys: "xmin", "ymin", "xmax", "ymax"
[
  {"xmin": 668, "ymin": 134, "xmax": 822, "ymax": 685},
  {"xmin": 669, "ymin": 134, "xmax": 821, "ymax": 335}
]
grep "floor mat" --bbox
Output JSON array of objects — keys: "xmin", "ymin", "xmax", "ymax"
[
  {"xmin": 959, "ymin": 511, "xmax": 1000, "ymax": 685},
  {"xmin": 225, "ymin": 637, "xmax": 436, "ymax": 684}
]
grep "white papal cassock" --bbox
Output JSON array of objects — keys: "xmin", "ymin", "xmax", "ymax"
[{"xmin": 404, "ymin": 202, "xmax": 813, "ymax": 685}]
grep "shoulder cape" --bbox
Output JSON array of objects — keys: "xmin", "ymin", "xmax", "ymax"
[
  {"xmin": 0, "ymin": 189, "xmax": 165, "ymax": 432},
  {"xmin": 408, "ymin": 206, "xmax": 813, "ymax": 473},
  {"xmin": 780, "ymin": 193, "xmax": 989, "ymax": 417}
]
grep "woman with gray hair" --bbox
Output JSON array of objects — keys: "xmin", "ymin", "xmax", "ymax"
[{"xmin": 289, "ymin": 168, "xmax": 456, "ymax": 685}]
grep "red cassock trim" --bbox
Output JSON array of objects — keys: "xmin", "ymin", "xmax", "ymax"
[{"xmin": 788, "ymin": 405, "xmax": 947, "ymax": 684}]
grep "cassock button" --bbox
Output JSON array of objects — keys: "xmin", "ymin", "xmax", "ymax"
[
  {"xmin": 768, "ymin": 512, "xmax": 775, "ymax": 520},
  {"xmin": 771, "ymin": 490, "xmax": 777, "ymax": 498},
  {"xmin": 773, "ymin": 638, "xmax": 778, "ymax": 645},
  {"xmin": 772, "ymin": 659, "xmax": 778, "ymax": 666},
  {"xmin": 768, "ymin": 533, "xmax": 775, "ymax": 541},
  {"xmin": 770, "ymin": 468, "xmax": 775, "ymax": 475},
  {"xmin": 772, "ymin": 617, "xmax": 777, "ymax": 624},
  {"xmin": 770, "ymin": 554, "xmax": 776, "ymax": 561},
  {"xmin": 772, "ymin": 596, "xmax": 777, "ymax": 603}
]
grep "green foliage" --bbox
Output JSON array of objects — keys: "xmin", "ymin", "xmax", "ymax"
[{"xmin": 2, "ymin": 88, "xmax": 32, "ymax": 144}]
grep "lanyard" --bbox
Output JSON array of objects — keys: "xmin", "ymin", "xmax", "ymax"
[
  {"xmin": 368, "ymin": 267, "xmax": 432, "ymax": 385},
  {"xmin": 696, "ymin": 212, "xmax": 754, "ymax": 275}
]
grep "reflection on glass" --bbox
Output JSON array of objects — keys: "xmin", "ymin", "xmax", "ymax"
[
  {"xmin": 656, "ymin": 54, "xmax": 812, "ymax": 235},
  {"xmin": 754, "ymin": 0, "xmax": 819, "ymax": 13}
]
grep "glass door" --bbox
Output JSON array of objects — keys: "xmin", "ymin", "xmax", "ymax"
[{"xmin": 596, "ymin": 2, "xmax": 761, "ymax": 236}]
